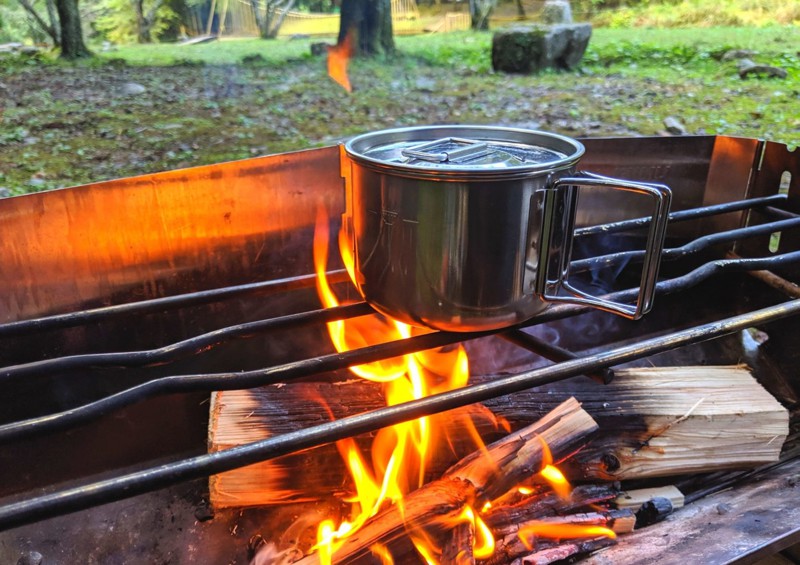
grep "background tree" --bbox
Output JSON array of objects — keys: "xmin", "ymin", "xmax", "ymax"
[
  {"xmin": 94, "ymin": 0, "xmax": 180, "ymax": 43},
  {"xmin": 14, "ymin": 0, "xmax": 60, "ymax": 45},
  {"xmin": 55, "ymin": 0, "xmax": 89, "ymax": 56},
  {"xmin": 250, "ymin": 0, "xmax": 296, "ymax": 39},
  {"xmin": 469, "ymin": 0, "xmax": 495, "ymax": 30},
  {"xmin": 14, "ymin": 0, "xmax": 89, "ymax": 57},
  {"xmin": 337, "ymin": 0, "xmax": 393, "ymax": 56}
]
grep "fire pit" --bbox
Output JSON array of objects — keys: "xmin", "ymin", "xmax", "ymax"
[{"xmin": 0, "ymin": 135, "xmax": 798, "ymax": 564}]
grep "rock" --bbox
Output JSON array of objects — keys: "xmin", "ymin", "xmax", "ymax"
[
  {"xmin": 492, "ymin": 23, "xmax": 592, "ymax": 74},
  {"xmin": 240, "ymin": 53, "xmax": 266, "ymax": 65},
  {"xmin": 0, "ymin": 42, "xmax": 23, "ymax": 53},
  {"xmin": 737, "ymin": 58, "xmax": 788, "ymax": 79},
  {"xmin": 663, "ymin": 116, "xmax": 687, "ymax": 135},
  {"xmin": 721, "ymin": 49, "xmax": 754, "ymax": 61},
  {"xmin": 310, "ymin": 42, "xmax": 330, "ymax": 56},
  {"xmin": 414, "ymin": 76, "xmax": 437, "ymax": 92},
  {"xmin": 541, "ymin": 0, "xmax": 573, "ymax": 24},
  {"xmin": 0, "ymin": 187, "xmax": 12, "ymax": 198},
  {"xmin": 120, "ymin": 82, "xmax": 147, "ymax": 96},
  {"xmin": 16, "ymin": 550, "xmax": 43, "ymax": 565},
  {"xmin": 18, "ymin": 45, "xmax": 41, "ymax": 56}
]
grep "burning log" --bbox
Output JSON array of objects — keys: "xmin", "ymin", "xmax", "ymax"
[
  {"xmin": 440, "ymin": 521, "xmax": 475, "ymax": 565},
  {"xmin": 292, "ymin": 398, "xmax": 598, "ymax": 564},
  {"xmin": 514, "ymin": 536, "xmax": 618, "ymax": 565},
  {"xmin": 485, "ymin": 509, "xmax": 635, "ymax": 565},
  {"xmin": 482, "ymin": 484, "xmax": 619, "ymax": 530},
  {"xmin": 208, "ymin": 366, "xmax": 788, "ymax": 507}
]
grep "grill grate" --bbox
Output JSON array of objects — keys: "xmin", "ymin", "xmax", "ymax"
[{"xmin": 1, "ymin": 195, "xmax": 799, "ymax": 532}]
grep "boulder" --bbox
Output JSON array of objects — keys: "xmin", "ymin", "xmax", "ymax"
[
  {"xmin": 492, "ymin": 23, "xmax": 592, "ymax": 74},
  {"xmin": 541, "ymin": 0, "xmax": 573, "ymax": 24},
  {"xmin": 721, "ymin": 49, "xmax": 754, "ymax": 61},
  {"xmin": 737, "ymin": 58, "xmax": 787, "ymax": 79}
]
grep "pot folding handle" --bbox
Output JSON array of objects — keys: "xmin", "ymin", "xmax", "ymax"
[{"xmin": 535, "ymin": 172, "xmax": 672, "ymax": 319}]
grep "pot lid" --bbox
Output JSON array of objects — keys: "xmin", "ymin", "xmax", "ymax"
[{"xmin": 344, "ymin": 125, "xmax": 584, "ymax": 180}]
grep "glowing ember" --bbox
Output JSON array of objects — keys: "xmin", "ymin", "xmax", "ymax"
[{"xmin": 327, "ymin": 32, "xmax": 353, "ymax": 93}]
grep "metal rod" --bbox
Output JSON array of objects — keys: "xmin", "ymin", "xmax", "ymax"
[
  {"xmin": 3, "ymin": 250, "xmax": 800, "ymax": 444},
  {"xmin": 1, "ymin": 197, "xmax": 787, "ymax": 340},
  {"xmin": 0, "ymin": 327, "xmax": 495, "ymax": 443},
  {"xmin": 0, "ymin": 302, "xmax": 375, "ymax": 382},
  {"xmin": 572, "ymin": 217, "xmax": 800, "ymax": 274},
  {"xmin": 0, "ymin": 270, "xmax": 350, "ymax": 338},
  {"xmin": 757, "ymin": 206, "xmax": 800, "ymax": 221},
  {"xmin": 5, "ymin": 243, "xmax": 800, "ymax": 382},
  {"xmin": 726, "ymin": 252, "xmax": 800, "ymax": 299},
  {"xmin": 500, "ymin": 329, "xmax": 614, "ymax": 384},
  {"xmin": 1, "ymin": 299, "xmax": 798, "ymax": 532},
  {"xmin": 574, "ymin": 194, "xmax": 787, "ymax": 237}
]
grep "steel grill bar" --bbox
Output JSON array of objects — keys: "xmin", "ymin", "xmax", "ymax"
[
  {"xmin": 500, "ymin": 330, "xmax": 615, "ymax": 384},
  {"xmin": 0, "ymin": 270, "xmax": 350, "ymax": 338},
  {"xmin": 1, "ymin": 299, "xmax": 798, "ymax": 533},
  {"xmin": 4, "ymin": 217, "xmax": 798, "ymax": 382},
  {"xmin": 758, "ymin": 206, "xmax": 800, "ymax": 221},
  {"xmin": 0, "ymin": 302, "xmax": 375, "ymax": 382},
  {"xmin": 571, "ymin": 217, "xmax": 800, "ymax": 274},
  {"xmin": 2, "ymin": 250, "xmax": 799, "ymax": 444},
  {"xmin": 574, "ymin": 194, "xmax": 787, "ymax": 237},
  {"xmin": 0, "ymin": 195, "xmax": 786, "ymax": 340}
]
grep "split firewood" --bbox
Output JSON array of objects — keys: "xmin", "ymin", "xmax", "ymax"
[
  {"xmin": 482, "ymin": 484, "xmax": 619, "ymax": 530},
  {"xmin": 208, "ymin": 366, "xmax": 788, "ymax": 507},
  {"xmin": 292, "ymin": 398, "xmax": 598, "ymax": 565},
  {"xmin": 614, "ymin": 485, "xmax": 685, "ymax": 512},
  {"xmin": 485, "ymin": 510, "xmax": 635, "ymax": 565},
  {"xmin": 513, "ymin": 536, "xmax": 618, "ymax": 565}
]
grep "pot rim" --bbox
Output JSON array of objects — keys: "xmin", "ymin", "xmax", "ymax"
[{"xmin": 343, "ymin": 125, "xmax": 585, "ymax": 181}]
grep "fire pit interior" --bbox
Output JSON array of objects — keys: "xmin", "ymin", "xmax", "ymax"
[{"xmin": 0, "ymin": 135, "xmax": 798, "ymax": 564}]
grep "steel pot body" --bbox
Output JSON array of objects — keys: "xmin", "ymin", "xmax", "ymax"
[{"xmin": 341, "ymin": 126, "xmax": 671, "ymax": 332}]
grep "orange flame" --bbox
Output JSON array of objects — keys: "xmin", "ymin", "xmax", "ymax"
[
  {"xmin": 312, "ymin": 208, "xmax": 498, "ymax": 563},
  {"xmin": 536, "ymin": 435, "xmax": 572, "ymax": 500},
  {"xmin": 311, "ymin": 209, "xmax": 592, "ymax": 564},
  {"xmin": 518, "ymin": 522, "xmax": 617, "ymax": 551},
  {"xmin": 327, "ymin": 32, "xmax": 353, "ymax": 93}
]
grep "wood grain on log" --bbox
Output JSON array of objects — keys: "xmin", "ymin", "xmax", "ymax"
[{"xmin": 208, "ymin": 366, "xmax": 788, "ymax": 507}]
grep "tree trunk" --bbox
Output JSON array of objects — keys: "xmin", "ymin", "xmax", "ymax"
[
  {"xmin": 338, "ymin": 0, "xmax": 394, "ymax": 56},
  {"xmin": 15, "ymin": 0, "xmax": 60, "ymax": 46},
  {"xmin": 469, "ymin": 0, "xmax": 495, "ymax": 30},
  {"xmin": 265, "ymin": 0, "xmax": 296, "ymax": 38},
  {"xmin": 515, "ymin": 0, "xmax": 526, "ymax": 18},
  {"xmin": 133, "ymin": 0, "xmax": 151, "ymax": 43},
  {"xmin": 251, "ymin": 0, "xmax": 296, "ymax": 39},
  {"xmin": 46, "ymin": 0, "xmax": 61, "ymax": 44},
  {"xmin": 55, "ymin": 0, "xmax": 90, "ymax": 59}
]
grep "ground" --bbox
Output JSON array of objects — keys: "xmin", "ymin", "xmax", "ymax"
[{"xmin": 0, "ymin": 27, "xmax": 798, "ymax": 195}]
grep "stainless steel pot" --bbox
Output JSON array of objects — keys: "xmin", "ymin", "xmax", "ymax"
[{"xmin": 340, "ymin": 125, "xmax": 672, "ymax": 332}]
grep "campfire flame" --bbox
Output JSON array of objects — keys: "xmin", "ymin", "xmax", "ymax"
[
  {"xmin": 310, "ymin": 208, "xmax": 616, "ymax": 563},
  {"xmin": 327, "ymin": 32, "xmax": 353, "ymax": 93},
  {"xmin": 518, "ymin": 523, "xmax": 617, "ymax": 551}
]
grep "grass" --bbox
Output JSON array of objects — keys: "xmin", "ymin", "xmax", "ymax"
[
  {"xmin": 592, "ymin": 0, "xmax": 800, "ymax": 27},
  {"xmin": 103, "ymin": 37, "xmax": 316, "ymax": 66},
  {"xmin": 1, "ymin": 25, "xmax": 798, "ymax": 196}
]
